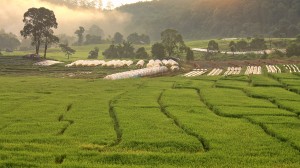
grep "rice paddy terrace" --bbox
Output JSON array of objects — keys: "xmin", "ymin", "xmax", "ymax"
[
  {"xmin": 1, "ymin": 64, "xmax": 300, "ymax": 167},
  {"xmin": 0, "ymin": 55, "xmax": 299, "ymax": 167}
]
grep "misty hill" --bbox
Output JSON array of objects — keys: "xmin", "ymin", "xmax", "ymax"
[{"xmin": 119, "ymin": 0, "xmax": 300, "ymax": 40}]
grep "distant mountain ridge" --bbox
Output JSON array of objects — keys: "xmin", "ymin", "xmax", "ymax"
[{"xmin": 118, "ymin": 0, "xmax": 300, "ymax": 40}]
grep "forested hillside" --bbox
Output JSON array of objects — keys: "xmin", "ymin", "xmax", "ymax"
[{"xmin": 119, "ymin": 0, "xmax": 300, "ymax": 39}]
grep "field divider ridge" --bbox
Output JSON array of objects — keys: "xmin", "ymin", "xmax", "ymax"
[
  {"xmin": 175, "ymin": 86, "xmax": 300, "ymax": 153},
  {"xmin": 245, "ymin": 117, "xmax": 300, "ymax": 152},
  {"xmin": 157, "ymin": 90, "xmax": 210, "ymax": 152}
]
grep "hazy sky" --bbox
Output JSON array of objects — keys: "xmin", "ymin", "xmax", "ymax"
[
  {"xmin": 0, "ymin": 0, "xmax": 150, "ymax": 37},
  {"xmin": 103, "ymin": 0, "xmax": 150, "ymax": 8}
]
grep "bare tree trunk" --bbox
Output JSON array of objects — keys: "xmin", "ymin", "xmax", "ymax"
[
  {"xmin": 44, "ymin": 37, "xmax": 48, "ymax": 59},
  {"xmin": 36, "ymin": 40, "xmax": 40, "ymax": 56}
]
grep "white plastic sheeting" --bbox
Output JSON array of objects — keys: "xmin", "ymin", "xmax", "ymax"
[
  {"xmin": 245, "ymin": 66, "xmax": 262, "ymax": 75},
  {"xmin": 34, "ymin": 60, "xmax": 63, "ymax": 66},
  {"xmin": 65, "ymin": 60, "xmax": 133, "ymax": 68},
  {"xmin": 146, "ymin": 59, "xmax": 178, "ymax": 68},
  {"xmin": 184, "ymin": 69, "xmax": 208, "ymax": 77},
  {"xmin": 266, "ymin": 65, "xmax": 281, "ymax": 73},
  {"xmin": 136, "ymin": 60, "xmax": 145, "ymax": 67},
  {"xmin": 104, "ymin": 66, "xmax": 169, "ymax": 80},
  {"xmin": 170, "ymin": 66, "xmax": 179, "ymax": 71},
  {"xmin": 207, "ymin": 68, "xmax": 223, "ymax": 76},
  {"xmin": 283, "ymin": 64, "xmax": 300, "ymax": 73},
  {"xmin": 224, "ymin": 67, "xmax": 242, "ymax": 76}
]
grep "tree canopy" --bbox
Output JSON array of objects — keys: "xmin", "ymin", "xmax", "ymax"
[
  {"xmin": 75, "ymin": 26, "xmax": 85, "ymax": 45},
  {"xmin": 161, "ymin": 29, "xmax": 186, "ymax": 57},
  {"xmin": 151, "ymin": 43, "xmax": 166, "ymax": 59},
  {"xmin": 20, "ymin": 7, "xmax": 58, "ymax": 56},
  {"xmin": 59, "ymin": 43, "xmax": 76, "ymax": 59},
  {"xmin": 0, "ymin": 32, "xmax": 20, "ymax": 50},
  {"xmin": 286, "ymin": 34, "xmax": 300, "ymax": 57},
  {"xmin": 208, "ymin": 40, "xmax": 219, "ymax": 51},
  {"xmin": 127, "ymin": 33, "xmax": 150, "ymax": 44},
  {"xmin": 113, "ymin": 32, "xmax": 124, "ymax": 44}
]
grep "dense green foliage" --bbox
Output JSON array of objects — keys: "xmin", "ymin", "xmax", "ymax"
[
  {"xmin": 113, "ymin": 32, "xmax": 124, "ymax": 44},
  {"xmin": 119, "ymin": 0, "xmax": 300, "ymax": 39},
  {"xmin": 74, "ymin": 26, "xmax": 85, "ymax": 45},
  {"xmin": 20, "ymin": 7, "xmax": 58, "ymax": 56},
  {"xmin": 151, "ymin": 42, "xmax": 166, "ymax": 59},
  {"xmin": 0, "ymin": 32, "xmax": 20, "ymax": 50},
  {"xmin": 287, "ymin": 35, "xmax": 300, "ymax": 57},
  {"xmin": 59, "ymin": 43, "xmax": 76, "ymax": 59},
  {"xmin": 88, "ymin": 47, "xmax": 100, "ymax": 59},
  {"xmin": 103, "ymin": 41, "xmax": 135, "ymax": 59},
  {"xmin": 161, "ymin": 29, "xmax": 186, "ymax": 56},
  {"xmin": 135, "ymin": 47, "xmax": 149, "ymax": 59},
  {"xmin": 127, "ymin": 33, "xmax": 150, "ymax": 44},
  {"xmin": 186, "ymin": 47, "xmax": 194, "ymax": 61}
]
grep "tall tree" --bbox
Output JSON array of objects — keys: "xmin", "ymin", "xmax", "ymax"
[
  {"xmin": 135, "ymin": 47, "xmax": 149, "ymax": 59},
  {"xmin": 207, "ymin": 40, "xmax": 219, "ymax": 51},
  {"xmin": 151, "ymin": 43, "xmax": 166, "ymax": 59},
  {"xmin": 127, "ymin": 33, "xmax": 140, "ymax": 44},
  {"xmin": 75, "ymin": 26, "xmax": 85, "ymax": 45},
  {"xmin": 87, "ymin": 25, "xmax": 105, "ymax": 37},
  {"xmin": 20, "ymin": 7, "xmax": 58, "ymax": 55},
  {"xmin": 229, "ymin": 41, "xmax": 236, "ymax": 53},
  {"xmin": 186, "ymin": 47, "xmax": 194, "ymax": 61},
  {"xmin": 113, "ymin": 32, "xmax": 124, "ymax": 44},
  {"xmin": 161, "ymin": 29, "xmax": 186, "ymax": 56},
  {"xmin": 43, "ymin": 31, "xmax": 59, "ymax": 58},
  {"xmin": 121, "ymin": 41, "xmax": 135, "ymax": 58}
]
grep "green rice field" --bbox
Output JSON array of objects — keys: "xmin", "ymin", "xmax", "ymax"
[{"xmin": 0, "ymin": 59, "xmax": 300, "ymax": 167}]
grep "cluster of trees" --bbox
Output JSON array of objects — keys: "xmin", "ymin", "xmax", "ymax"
[
  {"xmin": 74, "ymin": 25, "xmax": 104, "ymax": 45},
  {"xmin": 229, "ymin": 38, "xmax": 267, "ymax": 52},
  {"xmin": 127, "ymin": 33, "xmax": 150, "ymax": 44},
  {"xmin": 103, "ymin": 41, "xmax": 148, "ymax": 59},
  {"xmin": 0, "ymin": 31, "xmax": 20, "ymax": 51},
  {"xmin": 112, "ymin": 32, "xmax": 150, "ymax": 45},
  {"xmin": 151, "ymin": 29, "xmax": 188, "ymax": 59},
  {"xmin": 119, "ymin": 0, "xmax": 300, "ymax": 39},
  {"xmin": 286, "ymin": 35, "xmax": 300, "ymax": 57},
  {"xmin": 207, "ymin": 38, "xmax": 267, "ymax": 53},
  {"xmin": 20, "ymin": 7, "xmax": 59, "ymax": 58},
  {"xmin": 104, "ymin": 29, "xmax": 194, "ymax": 61}
]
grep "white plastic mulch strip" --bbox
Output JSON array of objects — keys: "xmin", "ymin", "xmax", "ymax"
[
  {"xmin": 184, "ymin": 69, "xmax": 208, "ymax": 77},
  {"xmin": 207, "ymin": 68, "xmax": 223, "ymax": 76},
  {"xmin": 104, "ymin": 66, "xmax": 169, "ymax": 80},
  {"xmin": 34, "ymin": 60, "xmax": 63, "ymax": 66},
  {"xmin": 224, "ymin": 67, "xmax": 242, "ymax": 76},
  {"xmin": 245, "ymin": 66, "xmax": 262, "ymax": 75},
  {"xmin": 266, "ymin": 65, "xmax": 281, "ymax": 73},
  {"xmin": 284, "ymin": 64, "xmax": 300, "ymax": 73}
]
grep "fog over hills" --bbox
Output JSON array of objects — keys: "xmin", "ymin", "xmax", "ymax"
[
  {"xmin": 1, "ymin": 0, "xmax": 299, "ymax": 40},
  {"xmin": 119, "ymin": 0, "xmax": 300, "ymax": 39}
]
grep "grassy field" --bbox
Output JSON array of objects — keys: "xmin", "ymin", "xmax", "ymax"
[
  {"xmin": 3, "ymin": 43, "xmax": 152, "ymax": 62},
  {"xmin": 0, "ymin": 62, "xmax": 300, "ymax": 167},
  {"xmin": 1, "ymin": 38, "xmax": 296, "ymax": 63}
]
